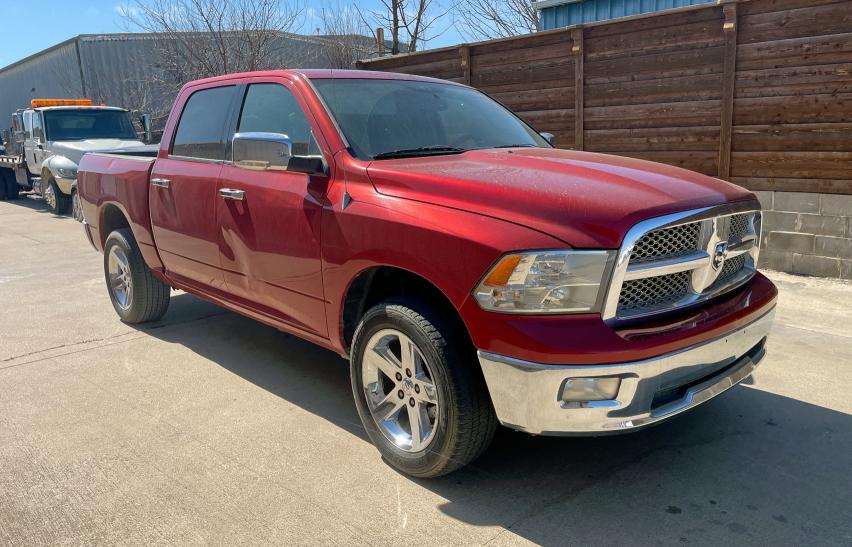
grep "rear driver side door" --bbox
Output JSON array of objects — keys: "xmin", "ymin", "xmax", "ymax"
[{"xmin": 150, "ymin": 84, "xmax": 239, "ymax": 290}]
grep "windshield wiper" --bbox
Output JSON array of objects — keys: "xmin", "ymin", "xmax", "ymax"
[
  {"xmin": 491, "ymin": 144, "xmax": 539, "ymax": 149},
  {"xmin": 373, "ymin": 145, "xmax": 465, "ymax": 159}
]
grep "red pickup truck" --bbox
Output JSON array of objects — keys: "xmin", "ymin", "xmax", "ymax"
[{"xmin": 78, "ymin": 70, "xmax": 777, "ymax": 477}]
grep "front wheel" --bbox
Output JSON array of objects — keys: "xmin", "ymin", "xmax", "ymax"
[
  {"xmin": 351, "ymin": 300, "xmax": 497, "ymax": 478},
  {"xmin": 44, "ymin": 178, "xmax": 70, "ymax": 215},
  {"xmin": 103, "ymin": 229, "xmax": 171, "ymax": 323}
]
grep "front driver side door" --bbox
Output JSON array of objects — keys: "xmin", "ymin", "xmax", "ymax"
[{"xmin": 216, "ymin": 80, "xmax": 328, "ymax": 337}]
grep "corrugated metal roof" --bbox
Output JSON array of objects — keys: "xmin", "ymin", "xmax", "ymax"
[{"xmin": 538, "ymin": 0, "xmax": 716, "ymax": 29}]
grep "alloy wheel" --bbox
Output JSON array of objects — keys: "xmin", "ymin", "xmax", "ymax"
[
  {"xmin": 107, "ymin": 246, "xmax": 133, "ymax": 310},
  {"xmin": 361, "ymin": 329, "xmax": 440, "ymax": 452},
  {"xmin": 44, "ymin": 183, "xmax": 56, "ymax": 210}
]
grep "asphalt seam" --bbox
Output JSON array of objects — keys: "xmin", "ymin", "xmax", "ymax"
[
  {"xmin": 775, "ymin": 320, "xmax": 852, "ymax": 340},
  {"xmin": 0, "ymin": 312, "xmax": 229, "ymax": 371}
]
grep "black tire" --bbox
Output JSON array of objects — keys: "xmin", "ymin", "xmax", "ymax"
[
  {"xmin": 103, "ymin": 228, "xmax": 171, "ymax": 323},
  {"xmin": 351, "ymin": 299, "xmax": 497, "ymax": 478},
  {"xmin": 44, "ymin": 178, "xmax": 70, "ymax": 215},
  {"xmin": 71, "ymin": 189, "xmax": 84, "ymax": 222},
  {"xmin": 6, "ymin": 176, "xmax": 20, "ymax": 199},
  {"xmin": 0, "ymin": 171, "xmax": 7, "ymax": 200},
  {"xmin": 5, "ymin": 170, "xmax": 20, "ymax": 200}
]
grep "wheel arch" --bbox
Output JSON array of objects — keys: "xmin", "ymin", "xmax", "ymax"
[
  {"xmin": 99, "ymin": 203, "xmax": 132, "ymax": 247},
  {"xmin": 340, "ymin": 265, "xmax": 474, "ymax": 357}
]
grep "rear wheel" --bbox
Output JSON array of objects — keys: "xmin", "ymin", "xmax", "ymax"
[
  {"xmin": 7, "ymin": 170, "xmax": 20, "ymax": 200},
  {"xmin": 351, "ymin": 300, "xmax": 497, "ymax": 478},
  {"xmin": 44, "ymin": 178, "xmax": 70, "ymax": 215},
  {"xmin": 0, "ymin": 172, "xmax": 7, "ymax": 200},
  {"xmin": 103, "ymin": 228, "xmax": 171, "ymax": 323}
]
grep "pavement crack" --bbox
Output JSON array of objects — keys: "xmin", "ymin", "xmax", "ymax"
[
  {"xmin": 1, "ymin": 334, "xmax": 134, "ymax": 362},
  {"xmin": 0, "ymin": 311, "xmax": 229, "ymax": 371}
]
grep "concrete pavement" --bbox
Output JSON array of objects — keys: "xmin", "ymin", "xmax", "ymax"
[{"xmin": 1, "ymin": 196, "xmax": 851, "ymax": 546}]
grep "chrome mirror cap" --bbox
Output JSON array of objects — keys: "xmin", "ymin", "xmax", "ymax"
[{"xmin": 232, "ymin": 132, "xmax": 293, "ymax": 170}]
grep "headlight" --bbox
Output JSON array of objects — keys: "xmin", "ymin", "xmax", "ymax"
[
  {"xmin": 56, "ymin": 167, "xmax": 78, "ymax": 179},
  {"xmin": 474, "ymin": 250, "xmax": 614, "ymax": 314}
]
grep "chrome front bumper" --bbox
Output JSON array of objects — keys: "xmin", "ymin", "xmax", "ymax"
[{"xmin": 477, "ymin": 307, "xmax": 775, "ymax": 435}]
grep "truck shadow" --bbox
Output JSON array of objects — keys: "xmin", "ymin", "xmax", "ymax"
[
  {"xmin": 4, "ymin": 194, "xmax": 52, "ymax": 213},
  {"xmin": 139, "ymin": 293, "xmax": 852, "ymax": 545}
]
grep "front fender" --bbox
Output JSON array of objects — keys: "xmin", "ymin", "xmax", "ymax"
[
  {"xmin": 321, "ymin": 191, "xmax": 568, "ymax": 353},
  {"xmin": 43, "ymin": 155, "xmax": 78, "ymax": 194}
]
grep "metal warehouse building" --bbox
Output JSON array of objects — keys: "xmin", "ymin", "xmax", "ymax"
[
  {"xmin": 536, "ymin": 0, "xmax": 715, "ymax": 29},
  {"xmin": 0, "ymin": 32, "xmax": 354, "ymax": 131}
]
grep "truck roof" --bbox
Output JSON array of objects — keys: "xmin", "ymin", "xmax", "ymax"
[
  {"xmin": 184, "ymin": 69, "xmax": 465, "ymax": 88},
  {"xmin": 31, "ymin": 105, "xmax": 128, "ymax": 112}
]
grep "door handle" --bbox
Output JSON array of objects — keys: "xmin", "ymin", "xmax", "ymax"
[
  {"xmin": 219, "ymin": 188, "xmax": 245, "ymax": 201},
  {"xmin": 151, "ymin": 178, "xmax": 171, "ymax": 188}
]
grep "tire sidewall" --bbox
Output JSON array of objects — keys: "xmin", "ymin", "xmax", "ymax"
[
  {"xmin": 351, "ymin": 302, "xmax": 460, "ymax": 476},
  {"xmin": 103, "ymin": 230, "xmax": 142, "ymax": 323}
]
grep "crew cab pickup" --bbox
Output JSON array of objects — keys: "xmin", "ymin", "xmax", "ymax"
[{"xmin": 78, "ymin": 70, "xmax": 777, "ymax": 477}]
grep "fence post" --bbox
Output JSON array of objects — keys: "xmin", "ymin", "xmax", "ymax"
[
  {"xmin": 718, "ymin": 2, "xmax": 738, "ymax": 179},
  {"xmin": 460, "ymin": 45, "xmax": 471, "ymax": 85},
  {"xmin": 571, "ymin": 28, "xmax": 584, "ymax": 151}
]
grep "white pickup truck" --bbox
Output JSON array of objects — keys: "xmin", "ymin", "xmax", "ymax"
[{"xmin": 0, "ymin": 99, "xmax": 155, "ymax": 216}]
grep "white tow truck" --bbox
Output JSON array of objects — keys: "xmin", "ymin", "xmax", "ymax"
[{"xmin": 0, "ymin": 99, "xmax": 155, "ymax": 217}]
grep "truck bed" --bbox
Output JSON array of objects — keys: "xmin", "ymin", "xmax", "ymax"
[{"xmin": 78, "ymin": 152, "xmax": 161, "ymax": 269}]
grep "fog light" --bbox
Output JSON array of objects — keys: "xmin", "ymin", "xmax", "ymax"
[{"xmin": 560, "ymin": 377, "xmax": 621, "ymax": 403}]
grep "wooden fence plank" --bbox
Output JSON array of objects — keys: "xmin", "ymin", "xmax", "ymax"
[
  {"xmin": 718, "ymin": 3, "xmax": 738, "ymax": 179},
  {"xmin": 460, "ymin": 46, "xmax": 471, "ymax": 85},
  {"xmin": 573, "ymin": 28, "xmax": 584, "ymax": 150},
  {"xmin": 733, "ymin": 123, "xmax": 852, "ymax": 151}
]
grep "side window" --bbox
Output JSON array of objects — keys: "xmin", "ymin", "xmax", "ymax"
[
  {"xmin": 32, "ymin": 113, "xmax": 44, "ymax": 141},
  {"xmin": 237, "ymin": 84, "xmax": 319, "ymax": 156},
  {"xmin": 172, "ymin": 86, "xmax": 235, "ymax": 160},
  {"xmin": 22, "ymin": 111, "xmax": 33, "ymax": 140}
]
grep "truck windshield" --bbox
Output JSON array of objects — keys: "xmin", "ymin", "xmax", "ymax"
[
  {"xmin": 311, "ymin": 78, "xmax": 549, "ymax": 160},
  {"xmin": 43, "ymin": 110, "xmax": 137, "ymax": 141}
]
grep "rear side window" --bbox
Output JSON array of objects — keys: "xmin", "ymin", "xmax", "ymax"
[
  {"xmin": 237, "ymin": 84, "xmax": 319, "ymax": 156},
  {"xmin": 172, "ymin": 86, "xmax": 235, "ymax": 160}
]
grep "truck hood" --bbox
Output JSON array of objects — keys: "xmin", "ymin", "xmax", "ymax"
[
  {"xmin": 366, "ymin": 148, "xmax": 755, "ymax": 248},
  {"xmin": 49, "ymin": 139, "xmax": 150, "ymax": 165}
]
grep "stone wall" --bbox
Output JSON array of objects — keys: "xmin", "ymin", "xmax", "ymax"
[{"xmin": 755, "ymin": 191, "xmax": 852, "ymax": 280}]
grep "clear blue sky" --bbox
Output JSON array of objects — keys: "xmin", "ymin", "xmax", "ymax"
[{"xmin": 0, "ymin": 0, "xmax": 463, "ymax": 69}]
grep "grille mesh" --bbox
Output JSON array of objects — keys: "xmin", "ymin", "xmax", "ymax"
[
  {"xmin": 714, "ymin": 253, "xmax": 747, "ymax": 287},
  {"xmin": 729, "ymin": 214, "xmax": 750, "ymax": 241},
  {"xmin": 630, "ymin": 222, "xmax": 701, "ymax": 264},
  {"xmin": 618, "ymin": 271, "xmax": 691, "ymax": 315}
]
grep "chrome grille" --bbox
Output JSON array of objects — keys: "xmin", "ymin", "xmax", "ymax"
[
  {"xmin": 729, "ymin": 214, "xmax": 749, "ymax": 241},
  {"xmin": 605, "ymin": 205, "xmax": 762, "ymax": 321},
  {"xmin": 630, "ymin": 222, "xmax": 701, "ymax": 264},
  {"xmin": 618, "ymin": 271, "xmax": 691, "ymax": 314}
]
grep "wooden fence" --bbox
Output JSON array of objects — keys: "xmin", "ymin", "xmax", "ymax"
[{"xmin": 358, "ymin": 0, "xmax": 852, "ymax": 194}]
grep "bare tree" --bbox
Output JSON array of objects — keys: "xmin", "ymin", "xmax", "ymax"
[
  {"xmin": 361, "ymin": 0, "xmax": 450, "ymax": 54},
  {"xmin": 318, "ymin": 3, "xmax": 375, "ymax": 68},
  {"xmin": 121, "ymin": 0, "xmax": 304, "ymax": 85},
  {"xmin": 454, "ymin": 0, "xmax": 538, "ymax": 41}
]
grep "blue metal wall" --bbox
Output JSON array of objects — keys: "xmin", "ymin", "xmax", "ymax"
[{"xmin": 539, "ymin": 0, "xmax": 715, "ymax": 30}]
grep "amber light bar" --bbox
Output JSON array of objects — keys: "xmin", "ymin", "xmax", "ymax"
[{"xmin": 31, "ymin": 99, "xmax": 93, "ymax": 108}]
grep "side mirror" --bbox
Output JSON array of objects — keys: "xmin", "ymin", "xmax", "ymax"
[
  {"xmin": 232, "ymin": 132, "xmax": 326, "ymax": 176},
  {"xmin": 140, "ymin": 113, "xmax": 152, "ymax": 143},
  {"xmin": 540, "ymin": 132, "xmax": 555, "ymax": 146}
]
